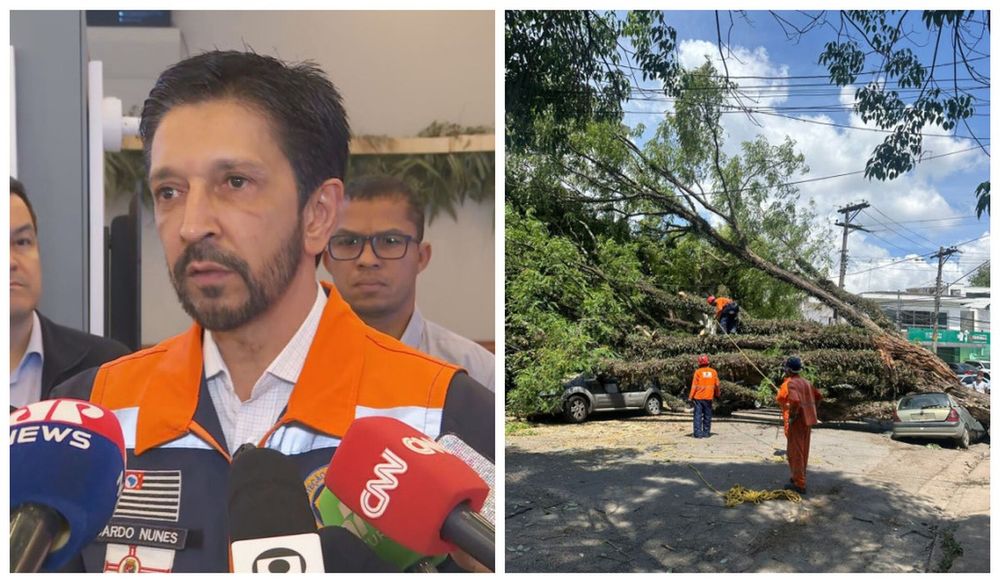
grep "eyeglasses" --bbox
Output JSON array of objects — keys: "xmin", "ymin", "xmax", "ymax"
[{"xmin": 327, "ymin": 233, "xmax": 417, "ymax": 260}]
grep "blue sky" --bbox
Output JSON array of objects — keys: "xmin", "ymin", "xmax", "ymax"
[{"xmin": 619, "ymin": 10, "xmax": 991, "ymax": 294}]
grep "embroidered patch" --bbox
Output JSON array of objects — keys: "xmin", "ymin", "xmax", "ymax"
[
  {"xmin": 102, "ymin": 543, "xmax": 175, "ymax": 573},
  {"xmin": 113, "ymin": 470, "xmax": 182, "ymax": 523},
  {"xmin": 303, "ymin": 465, "xmax": 328, "ymax": 526},
  {"xmin": 95, "ymin": 518, "xmax": 188, "ymax": 550}
]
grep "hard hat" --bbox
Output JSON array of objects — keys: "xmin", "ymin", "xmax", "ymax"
[
  {"xmin": 707, "ymin": 295, "xmax": 716, "ymax": 305},
  {"xmin": 784, "ymin": 356, "xmax": 803, "ymax": 373},
  {"xmin": 698, "ymin": 355, "xmax": 709, "ymax": 366}
]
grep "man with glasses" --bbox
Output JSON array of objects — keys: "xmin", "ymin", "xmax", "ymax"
[{"xmin": 324, "ymin": 176, "xmax": 495, "ymax": 390}]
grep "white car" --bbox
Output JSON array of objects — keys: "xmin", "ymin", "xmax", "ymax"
[{"xmin": 959, "ymin": 374, "xmax": 990, "ymax": 394}]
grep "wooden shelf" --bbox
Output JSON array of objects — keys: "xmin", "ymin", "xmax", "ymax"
[{"xmin": 120, "ymin": 133, "xmax": 495, "ymax": 154}]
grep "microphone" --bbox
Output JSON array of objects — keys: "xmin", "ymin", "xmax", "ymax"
[
  {"xmin": 437, "ymin": 433, "xmax": 495, "ymax": 525},
  {"xmin": 317, "ymin": 526, "xmax": 400, "ymax": 572},
  {"xmin": 227, "ymin": 447, "xmax": 324, "ymax": 573},
  {"xmin": 10, "ymin": 399, "xmax": 126, "ymax": 572},
  {"xmin": 324, "ymin": 417, "xmax": 494, "ymax": 571},
  {"xmin": 313, "ymin": 486, "xmax": 447, "ymax": 571}
]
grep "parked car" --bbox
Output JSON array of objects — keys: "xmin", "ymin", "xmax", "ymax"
[
  {"xmin": 891, "ymin": 392, "xmax": 985, "ymax": 448},
  {"xmin": 948, "ymin": 362, "xmax": 980, "ymax": 376},
  {"xmin": 554, "ymin": 373, "xmax": 663, "ymax": 423},
  {"xmin": 958, "ymin": 374, "xmax": 990, "ymax": 393},
  {"xmin": 964, "ymin": 360, "xmax": 991, "ymax": 374}
]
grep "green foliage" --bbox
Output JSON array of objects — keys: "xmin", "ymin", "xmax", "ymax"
[
  {"xmin": 975, "ymin": 182, "xmax": 990, "ymax": 219},
  {"xmin": 969, "ymin": 261, "xmax": 990, "ymax": 287},
  {"xmin": 348, "ymin": 122, "xmax": 494, "ymax": 222},
  {"xmin": 815, "ymin": 10, "xmax": 989, "ymax": 211},
  {"xmin": 505, "ymin": 10, "xmax": 678, "ymax": 152},
  {"xmin": 505, "ymin": 205, "xmax": 636, "ymax": 417}
]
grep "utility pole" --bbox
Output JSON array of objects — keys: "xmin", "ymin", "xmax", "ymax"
[
  {"xmin": 835, "ymin": 202, "xmax": 871, "ymax": 322},
  {"xmin": 931, "ymin": 246, "xmax": 958, "ymax": 354},
  {"xmin": 896, "ymin": 290, "xmax": 902, "ymax": 331}
]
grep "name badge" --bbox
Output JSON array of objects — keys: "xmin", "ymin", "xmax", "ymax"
[{"xmin": 96, "ymin": 518, "xmax": 188, "ymax": 551}]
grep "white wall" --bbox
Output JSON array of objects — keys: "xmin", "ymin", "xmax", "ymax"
[{"xmin": 92, "ymin": 11, "xmax": 495, "ymax": 345}]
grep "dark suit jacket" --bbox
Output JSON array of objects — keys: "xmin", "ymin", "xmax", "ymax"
[{"xmin": 38, "ymin": 312, "xmax": 131, "ymax": 401}]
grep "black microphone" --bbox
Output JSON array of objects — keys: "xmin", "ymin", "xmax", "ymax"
[
  {"xmin": 227, "ymin": 448, "xmax": 324, "ymax": 573},
  {"xmin": 317, "ymin": 526, "xmax": 401, "ymax": 573}
]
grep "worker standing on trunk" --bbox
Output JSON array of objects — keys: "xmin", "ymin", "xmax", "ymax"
[
  {"xmin": 689, "ymin": 354, "xmax": 721, "ymax": 438},
  {"xmin": 775, "ymin": 356, "xmax": 822, "ymax": 494},
  {"xmin": 707, "ymin": 295, "xmax": 739, "ymax": 334}
]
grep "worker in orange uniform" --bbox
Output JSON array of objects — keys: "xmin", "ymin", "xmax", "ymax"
[
  {"xmin": 775, "ymin": 356, "xmax": 823, "ymax": 494},
  {"xmin": 689, "ymin": 355, "xmax": 721, "ymax": 438},
  {"xmin": 707, "ymin": 295, "xmax": 739, "ymax": 334}
]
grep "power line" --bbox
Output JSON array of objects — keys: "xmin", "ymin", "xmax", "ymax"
[
  {"xmin": 722, "ymin": 110, "xmax": 991, "ymax": 141},
  {"xmin": 867, "ymin": 206, "xmax": 940, "ymax": 251},
  {"xmin": 844, "ymin": 233, "xmax": 989, "ymax": 276}
]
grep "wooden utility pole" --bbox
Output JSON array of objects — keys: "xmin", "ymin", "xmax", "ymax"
[
  {"xmin": 835, "ymin": 202, "xmax": 871, "ymax": 322},
  {"xmin": 931, "ymin": 246, "xmax": 958, "ymax": 354}
]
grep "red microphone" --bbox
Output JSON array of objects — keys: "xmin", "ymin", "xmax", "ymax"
[{"xmin": 324, "ymin": 417, "xmax": 493, "ymax": 570}]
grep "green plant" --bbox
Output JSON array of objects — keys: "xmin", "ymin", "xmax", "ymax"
[
  {"xmin": 103, "ymin": 121, "xmax": 496, "ymax": 225},
  {"xmin": 347, "ymin": 121, "xmax": 495, "ymax": 222}
]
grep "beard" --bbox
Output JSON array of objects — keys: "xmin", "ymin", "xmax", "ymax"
[{"xmin": 169, "ymin": 220, "xmax": 304, "ymax": 331}]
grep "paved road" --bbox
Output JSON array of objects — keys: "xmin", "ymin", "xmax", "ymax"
[{"xmin": 505, "ymin": 409, "xmax": 989, "ymax": 572}]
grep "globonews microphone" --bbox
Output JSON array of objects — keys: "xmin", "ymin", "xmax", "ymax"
[
  {"xmin": 227, "ymin": 447, "xmax": 324, "ymax": 573},
  {"xmin": 10, "ymin": 399, "xmax": 126, "ymax": 572},
  {"xmin": 324, "ymin": 417, "xmax": 494, "ymax": 571}
]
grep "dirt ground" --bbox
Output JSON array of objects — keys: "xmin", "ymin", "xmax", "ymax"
[{"xmin": 505, "ymin": 408, "xmax": 989, "ymax": 573}]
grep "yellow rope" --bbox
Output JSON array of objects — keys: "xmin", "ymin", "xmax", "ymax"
[{"xmin": 687, "ymin": 463, "xmax": 801, "ymax": 507}]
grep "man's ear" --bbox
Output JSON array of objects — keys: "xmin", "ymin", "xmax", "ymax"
[
  {"xmin": 303, "ymin": 178, "xmax": 344, "ymax": 258},
  {"xmin": 417, "ymin": 241, "xmax": 432, "ymax": 274}
]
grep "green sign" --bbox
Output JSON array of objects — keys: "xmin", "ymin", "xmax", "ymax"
[{"xmin": 907, "ymin": 328, "xmax": 990, "ymax": 345}]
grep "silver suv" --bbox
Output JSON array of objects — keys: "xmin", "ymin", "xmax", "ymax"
[{"xmin": 558, "ymin": 373, "xmax": 663, "ymax": 423}]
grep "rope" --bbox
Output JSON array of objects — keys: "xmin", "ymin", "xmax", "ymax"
[
  {"xmin": 687, "ymin": 463, "xmax": 801, "ymax": 507},
  {"xmin": 712, "ymin": 317, "xmax": 785, "ymax": 441}
]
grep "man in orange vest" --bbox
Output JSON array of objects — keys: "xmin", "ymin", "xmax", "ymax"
[
  {"xmin": 689, "ymin": 355, "xmax": 720, "ymax": 438},
  {"xmin": 707, "ymin": 295, "xmax": 739, "ymax": 334},
  {"xmin": 775, "ymin": 356, "xmax": 823, "ymax": 494}
]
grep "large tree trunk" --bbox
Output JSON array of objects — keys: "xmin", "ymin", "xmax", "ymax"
[{"xmin": 567, "ymin": 137, "xmax": 987, "ymax": 423}]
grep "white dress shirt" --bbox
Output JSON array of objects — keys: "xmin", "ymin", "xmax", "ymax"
[
  {"xmin": 204, "ymin": 283, "xmax": 326, "ymax": 455},
  {"xmin": 10, "ymin": 311, "xmax": 44, "ymax": 408},
  {"xmin": 399, "ymin": 307, "xmax": 495, "ymax": 391}
]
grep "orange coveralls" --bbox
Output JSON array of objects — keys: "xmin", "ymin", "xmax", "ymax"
[{"xmin": 776, "ymin": 375, "xmax": 823, "ymax": 490}]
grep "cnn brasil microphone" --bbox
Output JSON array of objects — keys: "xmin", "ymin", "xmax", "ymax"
[
  {"xmin": 10, "ymin": 398, "xmax": 126, "ymax": 572},
  {"xmin": 324, "ymin": 416, "xmax": 495, "ymax": 571},
  {"xmin": 227, "ymin": 447, "xmax": 325, "ymax": 573}
]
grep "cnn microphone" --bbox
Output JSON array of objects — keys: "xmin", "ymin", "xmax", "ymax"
[
  {"xmin": 325, "ymin": 417, "xmax": 495, "ymax": 571},
  {"xmin": 227, "ymin": 447, "xmax": 324, "ymax": 573},
  {"xmin": 10, "ymin": 399, "xmax": 126, "ymax": 572},
  {"xmin": 313, "ymin": 486, "xmax": 443, "ymax": 571}
]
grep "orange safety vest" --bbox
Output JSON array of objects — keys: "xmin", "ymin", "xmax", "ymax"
[
  {"xmin": 57, "ymin": 282, "xmax": 469, "ymax": 572},
  {"xmin": 88, "ymin": 281, "xmax": 459, "ymax": 457},
  {"xmin": 714, "ymin": 297, "xmax": 733, "ymax": 319},
  {"xmin": 689, "ymin": 366, "xmax": 720, "ymax": 400},
  {"xmin": 776, "ymin": 375, "xmax": 822, "ymax": 436}
]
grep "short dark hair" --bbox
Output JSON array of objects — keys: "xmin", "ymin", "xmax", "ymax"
[
  {"xmin": 345, "ymin": 176, "xmax": 426, "ymax": 241},
  {"xmin": 10, "ymin": 177, "xmax": 38, "ymax": 233},
  {"xmin": 140, "ymin": 50, "xmax": 351, "ymax": 209}
]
